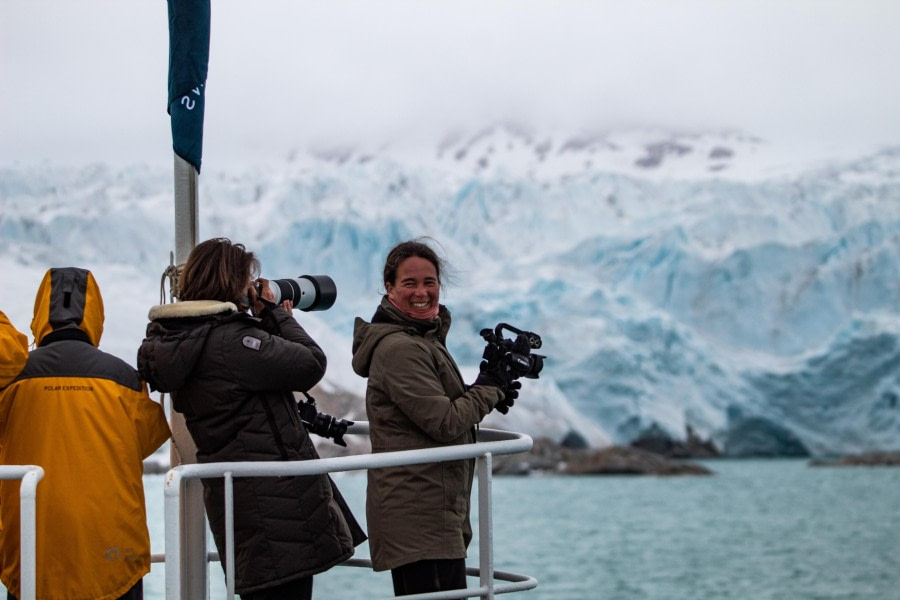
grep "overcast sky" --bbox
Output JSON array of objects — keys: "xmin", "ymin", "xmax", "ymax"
[{"xmin": 2, "ymin": 0, "xmax": 899, "ymax": 168}]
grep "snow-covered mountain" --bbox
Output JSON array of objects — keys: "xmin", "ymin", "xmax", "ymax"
[{"xmin": 3, "ymin": 125, "xmax": 900, "ymax": 457}]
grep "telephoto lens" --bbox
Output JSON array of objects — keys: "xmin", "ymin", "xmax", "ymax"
[{"xmin": 267, "ymin": 275, "xmax": 337, "ymax": 311}]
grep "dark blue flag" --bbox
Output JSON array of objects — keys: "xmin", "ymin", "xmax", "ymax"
[{"xmin": 167, "ymin": 0, "xmax": 210, "ymax": 173}]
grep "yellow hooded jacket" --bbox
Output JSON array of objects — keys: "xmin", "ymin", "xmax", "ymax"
[
  {"xmin": 0, "ymin": 310, "xmax": 28, "ymax": 536},
  {"xmin": 0, "ymin": 310, "xmax": 27, "ymax": 387},
  {"xmin": 0, "ymin": 268, "xmax": 171, "ymax": 600}
]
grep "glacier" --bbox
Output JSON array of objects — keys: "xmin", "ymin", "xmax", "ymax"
[{"xmin": 2, "ymin": 126, "xmax": 900, "ymax": 457}]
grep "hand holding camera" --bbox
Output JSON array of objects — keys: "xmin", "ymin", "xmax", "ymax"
[
  {"xmin": 474, "ymin": 323, "xmax": 546, "ymax": 414},
  {"xmin": 473, "ymin": 360, "xmax": 516, "ymax": 388},
  {"xmin": 252, "ymin": 278, "xmax": 293, "ymax": 315},
  {"xmin": 495, "ymin": 380, "xmax": 522, "ymax": 414},
  {"xmin": 246, "ymin": 275, "xmax": 337, "ymax": 316}
]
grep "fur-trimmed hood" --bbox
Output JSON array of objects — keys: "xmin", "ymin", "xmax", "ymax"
[
  {"xmin": 138, "ymin": 300, "xmax": 238, "ymax": 393},
  {"xmin": 147, "ymin": 300, "xmax": 237, "ymax": 321}
]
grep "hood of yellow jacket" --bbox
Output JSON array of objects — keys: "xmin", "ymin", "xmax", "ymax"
[{"xmin": 31, "ymin": 267, "xmax": 104, "ymax": 347}]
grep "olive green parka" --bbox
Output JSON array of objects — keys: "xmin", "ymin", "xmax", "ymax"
[{"xmin": 352, "ymin": 297, "xmax": 503, "ymax": 571}]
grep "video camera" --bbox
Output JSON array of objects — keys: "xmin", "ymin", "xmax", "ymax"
[
  {"xmin": 480, "ymin": 322, "xmax": 545, "ymax": 379},
  {"xmin": 297, "ymin": 392, "xmax": 352, "ymax": 447}
]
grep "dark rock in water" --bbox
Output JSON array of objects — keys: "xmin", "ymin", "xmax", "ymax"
[
  {"xmin": 144, "ymin": 431, "xmax": 713, "ymax": 477},
  {"xmin": 724, "ymin": 416, "xmax": 810, "ymax": 458},
  {"xmin": 560, "ymin": 429, "xmax": 590, "ymax": 449},
  {"xmin": 564, "ymin": 445, "xmax": 712, "ymax": 476},
  {"xmin": 631, "ymin": 424, "xmax": 720, "ymax": 459},
  {"xmin": 492, "ymin": 438, "xmax": 713, "ymax": 476},
  {"xmin": 809, "ymin": 450, "xmax": 900, "ymax": 467}
]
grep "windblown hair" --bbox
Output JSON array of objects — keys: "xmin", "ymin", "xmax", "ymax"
[
  {"xmin": 179, "ymin": 238, "xmax": 260, "ymax": 305},
  {"xmin": 382, "ymin": 238, "xmax": 451, "ymax": 288}
]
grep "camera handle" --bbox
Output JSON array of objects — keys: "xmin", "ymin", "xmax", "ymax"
[{"xmin": 482, "ymin": 323, "xmax": 543, "ymax": 350}]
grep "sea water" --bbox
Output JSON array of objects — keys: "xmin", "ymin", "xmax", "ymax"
[{"xmin": 5, "ymin": 459, "xmax": 899, "ymax": 599}]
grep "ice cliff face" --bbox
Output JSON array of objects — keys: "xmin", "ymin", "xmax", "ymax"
[{"xmin": 2, "ymin": 126, "xmax": 899, "ymax": 457}]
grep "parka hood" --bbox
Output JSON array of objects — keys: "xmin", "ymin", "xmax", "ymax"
[
  {"xmin": 138, "ymin": 300, "xmax": 237, "ymax": 392},
  {"xmin": 31, "ymin": 267, "xmax": 104, "ymax": 347},
  {"xmin": 351, "ymin": 296, "xmax": 450, "ymax": 378},
  {"xmin": 351, "ymin": 317, "xmax": 407, "ymax": 378}
]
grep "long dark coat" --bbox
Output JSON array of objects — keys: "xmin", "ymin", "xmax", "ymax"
[{"xmin": 138, "ymin": 300, "xmax": 365, "ymax": 594}]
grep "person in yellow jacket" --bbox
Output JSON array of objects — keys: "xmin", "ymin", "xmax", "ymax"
[
  {"xmin": 0, "ymin": 268, "xmax": 171, "ymax": 600},
  {"xmin": 0, "ymin": 310, "xmax": 28, "ymax": 541},
  {"xmin": 0, "ymin": 310, "xmax": 27, "ymax": 388}
]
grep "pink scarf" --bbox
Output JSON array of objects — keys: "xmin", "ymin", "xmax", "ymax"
[{"xmin": 388, "ymin": 296, "xmax": 439, "ymax": 321}]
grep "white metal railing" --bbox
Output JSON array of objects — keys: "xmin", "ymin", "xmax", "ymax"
[
  {"xmin": 0, "ymin": 465, "xmax": 44, "ymax": 600},
  {"xmin": 162, "ymin": 424, "xmax": 537, "ymax": 600}
]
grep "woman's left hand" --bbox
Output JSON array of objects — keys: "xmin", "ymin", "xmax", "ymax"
[{"xmin": 250, "ymin": 278, "xmax": 276, "ymax": 316}]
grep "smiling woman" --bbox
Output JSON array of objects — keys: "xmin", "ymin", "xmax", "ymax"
[
  {"xmin": 385, "ymin": 255, "xmax": 441, "ymax": 320},
  {"xmin": 350, "ymin": 238, "xmax": 538, "ymax": 596}
]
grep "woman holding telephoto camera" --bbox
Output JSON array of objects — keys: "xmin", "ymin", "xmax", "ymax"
[
  {"xmin": 138, "ymin": 237, "xmax": 365, "ymax": 600},
  {"xmin": 351, "ymin": 238, "xmax": 521, "ymax": 596}
]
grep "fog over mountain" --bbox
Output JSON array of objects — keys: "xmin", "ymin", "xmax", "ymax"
[{"xmin": 3, "ymin": 125, "xmax": 900, "ymax": 458}]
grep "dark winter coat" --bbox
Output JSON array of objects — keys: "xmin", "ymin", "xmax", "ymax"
[
  {"xmin": 138, "ymin": 299, "xmax": 365, "ymax": 594},
  {"xmin": 351, "ymin": 297, "xmax": 502, "ymax": 571}
]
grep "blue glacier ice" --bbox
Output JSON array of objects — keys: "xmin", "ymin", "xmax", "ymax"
[{"xmin": 2, "ymin": 127, "xmax": 899, "ymax": 457}]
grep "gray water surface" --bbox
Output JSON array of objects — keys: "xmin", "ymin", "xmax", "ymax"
[{"xmin": 134, "ymin": 459, "xmax": 900, "ymax": 599}]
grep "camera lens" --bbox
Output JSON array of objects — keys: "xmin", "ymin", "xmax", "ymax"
[{"xmin": 268, "ymin": 275, "xmax": 337, "ymax": 311}]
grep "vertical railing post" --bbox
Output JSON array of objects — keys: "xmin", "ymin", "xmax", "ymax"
[
  {"xmin": 164, "ymin": 469, "xmax": 184, "ymax": 600},
  {"xmin": 18, "ymin": 467, "xmax": 43, "ymax": 600},
  {"xmin": 477, "ymin": 453, "xmax": 494, "ymax": 600},
  {"xmin": 224, "ymin": 472, "xmax": 235, "ymax": 600}
]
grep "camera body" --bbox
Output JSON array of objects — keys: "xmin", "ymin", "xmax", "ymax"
[
  {"xmin": 297, "ymin": 392, "xmax": 352, "ymax": 447},
  {"xmin": 261, "ymin": 275, "xmax": 337, "ymax": 311},
  {"xmin": 480, "ymin": 322, "xmax": 545, "ymax": 379}
]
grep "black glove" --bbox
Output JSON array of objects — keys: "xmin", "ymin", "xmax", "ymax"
[
  {"xmin": 494, "ymin": 380, "xmax": 521, "ymax": 414},
  {"xmin": 473, "ymin": 362, "xmax": 522, "ymax": 414},
  {"xmin": 473, "ymin": 361, "xmax": 514, "ymax": 390}
]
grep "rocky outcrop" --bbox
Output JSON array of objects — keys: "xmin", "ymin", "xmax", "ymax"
[
  {"xmin": 630, "ymin": 424, "xmax": 721, "ymax": 459},
  {"xmin": 809, "ymin": 451, "xmax": 900, "ymax": 467},
  {"xmin": 288, "ymin": 390, "xmax": 715, "ymax": 475},
  {"xmin": 148, "ymin": 435, "xmax": 713, "ymax": 477},
  {"xmin": 491, "ymin": 437, "xmax": 713, "ymax": 476},
  {"xmin": 149, "ymin": 389, "xmax": 714, "ymax": 476}
]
